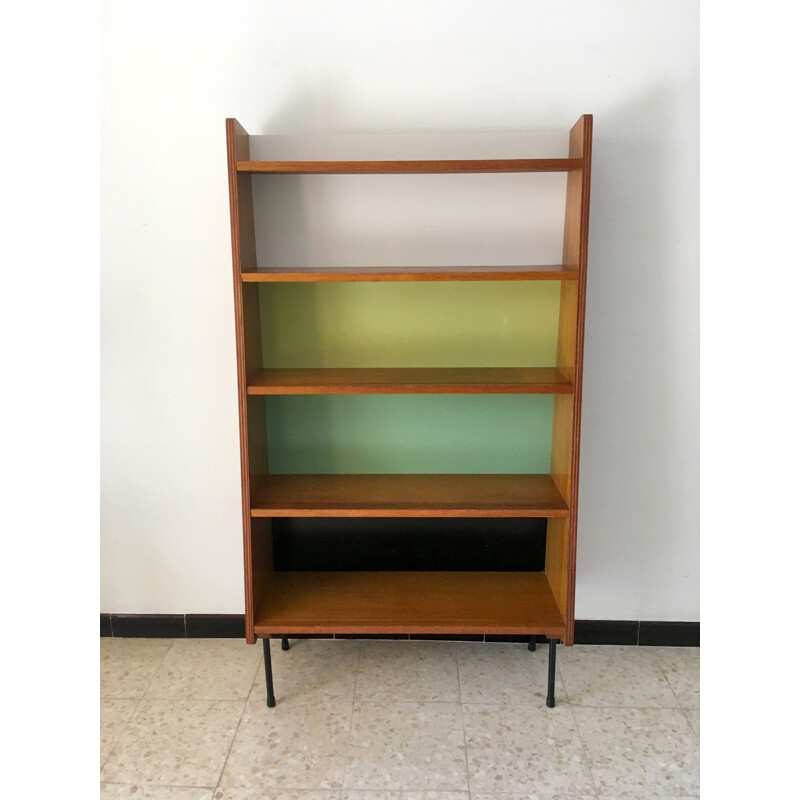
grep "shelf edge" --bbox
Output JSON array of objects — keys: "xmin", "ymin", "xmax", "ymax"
[
  {"xmin": 241, "ymin": 267, "xmax": 580, "ymax": 283},
  {"xmin": 237, "ymin": 158, "xmax": 584, "ymax": 174}
]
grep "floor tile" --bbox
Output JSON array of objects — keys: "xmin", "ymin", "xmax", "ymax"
[
  {"xmin": 471, "ymin": 795, "xmax": 597, "ymax": 800},
  {"xmin": 345, "ymin": 702, "xmax": 468, "ymax": 790},
  {"xmin": 99, "ymin": 638, "xmax": 700, "ymax": 799},
  {"xmin": 100, "ymin": 699, "xmax": 244, "ymax": 787},
  {"xmin": 101, "ymin": 786, "xmax": 213, "ymax": 799},
  {"xmin": 653, "ymin": 647, "xmax": 700, "ymax": 708},
  {"xmin": 341, "ymin": 793, "xmax": 467, "ymax": 800},
  {"xmin": 356, "ymin": 641, "xmax": 460, "ymax": 703},
  {"xmin": 251, "ymin": 639, "xmax": 359, "ymax": 704},
  {"xmin": 472, "ymin": 796, "xmax": 679, "ymax": 800},
  {"xmin": 101, "ymin": 699, "xmax": 138, "ymax": 767},
  {"xmin": 683, "ymin": 708, "xmax": 700, "ymax": 739},
  {"xmin": 574, "ymin": 706, "xmax": 699, "ymax": 796},
  {"xmin": 457, "ymin": 642, "xmax": 566, "ymax": 705},
  {"xmin": 101, "ymin": 638, "xmax": 173, "ymax": 699},
  {"xmin": 219, "ymin": 697, "xmax": 352, "ymax": 789},
  {"xmin": 145, "ymin": 639, "xmax": 262, "ymax": 700},
  {"xmin": 559, "ymin": 645, "xmax": 678, "ymax": 707},
  {"xmin": 462, "ymin": 704, "xmax": 594, "ymax": 795},
  {"xmin": 213, "ymin": 792, "xmax": 340, "ymax": 800}
]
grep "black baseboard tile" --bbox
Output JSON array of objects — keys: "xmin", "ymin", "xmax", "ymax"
[
  {"xmin": 186, "ymin": 614, "xmax": 245, "ymax": 638},
  {"xmin": 99, "ymin": 614, "xmax": 699, "ymax": 646},
  {"xmin": 110, "ymin": 614, "xmax": 185, "ymax": 638},
  {"xmin": 639, "ymin": 621, "xmax": 700, "ymax": 647},
  {"xmin": 574, "ymin": 620, "xmax": 639, "ymax": 646}
]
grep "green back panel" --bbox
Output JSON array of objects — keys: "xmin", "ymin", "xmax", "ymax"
[{"xmin": 265, "ymin": 394, "xmax": 554, "ymax": 474}]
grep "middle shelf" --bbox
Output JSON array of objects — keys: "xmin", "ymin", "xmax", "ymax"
[
  {"xmin": 246, "ymin": 367, "xmax": 573, "ymax": 395},
  {"xmin": 250, "ymin": 473, "xmax": 569, "ymax": 518}
]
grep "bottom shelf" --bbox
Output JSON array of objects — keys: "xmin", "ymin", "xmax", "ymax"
[{"xmin": 253, "ymin": 571, "xmax": 565, "ymax": 637}]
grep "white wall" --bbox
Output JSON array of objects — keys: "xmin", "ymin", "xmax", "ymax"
[{"xmin": 101, "ymin": 0, "xmax": 699, "ymax": 619}]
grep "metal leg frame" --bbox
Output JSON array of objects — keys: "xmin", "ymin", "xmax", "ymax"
[
  {"xmin": 546, "ymin": 638, "xmax": 558, "ymax": 708},
  {"xmin": 263, "ymin": 638, "xmax": 276, "ymax": 707},
  {"xmin": 265, "ymin": 632, "xmax": 557, "ymax": 709}
]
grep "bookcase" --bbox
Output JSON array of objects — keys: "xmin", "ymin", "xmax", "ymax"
[{"xmin": 226, "ymin": 115, "xmax": 592, "ymax": 707}]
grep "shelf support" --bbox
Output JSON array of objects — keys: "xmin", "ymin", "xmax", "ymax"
[
  {"xmin": 546, "ymin": 639, "xmax": 558, "ymax": 707},
  {"xmin": 281, "ymin": 636, "xmax": 290, "ymax": 651},
  {"xmin": 528, "ymin": 636, "xmax": 536, "ymax": 652},
  {"xmin": 263, "ymin": 638, "xmax": 276, "ymax": 707}
]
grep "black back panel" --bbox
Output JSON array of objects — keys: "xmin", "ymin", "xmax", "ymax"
[{"xmin": 272, "ymin": 517, "xmax": 547, "ymax": 571}]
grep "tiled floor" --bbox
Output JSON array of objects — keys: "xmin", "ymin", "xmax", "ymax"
[{"xmin": 100, "ymin": 638, "xmax": 699, "ymax": 799}]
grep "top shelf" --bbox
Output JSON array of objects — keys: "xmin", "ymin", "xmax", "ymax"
[{"xmin": 237, "ymin": 158, "xmax": 583, "ymax": 174}]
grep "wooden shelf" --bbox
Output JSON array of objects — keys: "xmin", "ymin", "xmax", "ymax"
[
  {"xmin": 241, "ymin": 265, "xmax": 579, "ymax": 282},
  {"xmin": 253, "ymin": 571, "xmax": 566, "ymax": 636},
  {"xmin": 250, "ymin": 474, "xmax": 569, "ymax": 518},
  {"xmin": 237, "ymin": 158, "xmax": 583, "ymax": 174},
  {"xmin": 247, "ymin": 367, "xmax": 573, "ymax": 395}
]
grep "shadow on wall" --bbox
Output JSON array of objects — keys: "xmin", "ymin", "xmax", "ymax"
[{"xmin": 577, "ymin": 85, "xmax": 698, "ymax": 613}]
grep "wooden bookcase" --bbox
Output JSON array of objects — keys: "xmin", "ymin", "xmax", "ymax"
[{"xmin": 226, "ymin": 115, "xmax": 592, "ymax": 707}]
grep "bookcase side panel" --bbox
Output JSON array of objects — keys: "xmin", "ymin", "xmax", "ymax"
[
  {"xmin": 551, "ymin": 115, "xmax": 592, "ymax": 645},
  {"xmin": 228, "ymin": 118, "xmax": 272, "ymax": 643}
]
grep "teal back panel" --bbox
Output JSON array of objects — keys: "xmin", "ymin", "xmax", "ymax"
[{"xmin": 265, "ymin": 394, "xmax": 554, "ymax": 474}]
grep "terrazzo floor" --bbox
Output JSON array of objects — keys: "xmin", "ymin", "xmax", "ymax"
[{"xmin": 100, "ymin": 638, "xmax": 699, "ymax": 799}]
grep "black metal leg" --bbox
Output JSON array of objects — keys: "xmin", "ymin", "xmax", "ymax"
[
  {"xmin": 546, "ymin": 639, "xmax": 557, "ymax": 708},
  {"xmin": 528, "ymin": 636, "xmax": 536, "ymax": 652},
  {"xmin": 281, "ymin": 636, "xmax": 290, "ymax": 651},
  {"xmin": 263, "ymin": 638, "xmax": 276, "ymax": 707}
]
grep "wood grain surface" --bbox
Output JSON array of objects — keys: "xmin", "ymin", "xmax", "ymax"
[
  {"xmin": 254, "ymin": 571, "xmax": 566, "ymax": 636},
  {"xmin": 250, "ymin": 473, "xmax": 569, "ymax": 517}
]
